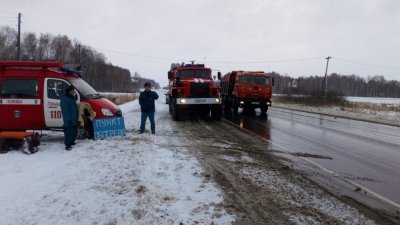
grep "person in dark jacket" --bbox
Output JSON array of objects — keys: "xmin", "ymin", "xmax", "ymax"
[
  {"xmin": 139, "ymin": 82, "xmax": 159, "ymax": 134},
  {"xmin": 60, "ymin": 85, "xmax": 78, "ymax": 150}
]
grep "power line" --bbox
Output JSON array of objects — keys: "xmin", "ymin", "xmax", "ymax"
[
  {"xmin": 99, "ymin": 48, "xmax": 325, "ymax": 65},
  {"xmin": 98, "ymin": 48, "xmax": 186, "ymax": 62},
  {"xmin": 333, "ymin": 57, "xmax": 400, "ymax": 70},
  {"xmin": 0, "ymin": 15, "xmax": 17, "ymax": 19},
  {"xmin": 205, "ymin": 57, "xmax": 324, "ymax": 64}
]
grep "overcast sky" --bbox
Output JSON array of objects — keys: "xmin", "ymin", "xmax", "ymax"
[{"xmin": 1, "ymin": 0, "xmax": 399, "ymax": 86}]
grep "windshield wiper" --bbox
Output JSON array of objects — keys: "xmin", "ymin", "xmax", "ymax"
[{"xmin": 85, "ymin": 93, "xmax": 102, "ymax": 99}]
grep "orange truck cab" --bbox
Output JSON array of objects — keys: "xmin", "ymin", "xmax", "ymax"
[
  {"xmin": 0, "ymin": 61, "xmax": 122, "ymax": 136},
  {"xmin": 221, "ymin": 71, "xmax": 274, "ymax": 114}
]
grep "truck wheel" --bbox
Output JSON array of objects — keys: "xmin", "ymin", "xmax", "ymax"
[
  {"xmin": 171, "ymin": 98, "xmax": 180, "ymax": 121},
  {"xmin": 211, "ymin": 106, "xmax": 222, "ymax": 120},
  {"xmin": 169, "ymin": 101, "xmax": 172, "ymax": 115},
  {"xmin": 261, "ymin": 105, "xmax": 268, "ymax": 114}
]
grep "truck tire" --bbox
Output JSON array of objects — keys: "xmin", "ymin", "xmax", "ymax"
[
  {"xmin": 171, "ymin": 98, "xmax": 180, "ymax": 121},
  {"xmin": 261, "ymin": 105, "xmax": 268, "ymax": 114}
]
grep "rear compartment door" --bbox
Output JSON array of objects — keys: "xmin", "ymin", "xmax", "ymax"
[
  {"xmin": 44, "ymin": 78, "xmax": 71, "ymax": 128},
  {"xmin": 0, "ymin": 78, "xmax": 43, "ymax": 130}
]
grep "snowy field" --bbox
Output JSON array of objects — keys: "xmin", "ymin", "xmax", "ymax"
[
  {"xmin": 0, "ymin": 94, "xmax": 234, "ymax": 225},
  {"xmin": 345, "ymin": 96, "xmax": 400, "ymax": 105}
]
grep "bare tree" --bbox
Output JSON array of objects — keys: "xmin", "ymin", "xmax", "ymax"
[
  {"xmin": 22, "ymin": 32, "xmax": 37, "ymax": 60},
  {"xmin": 37, "ymin": 33, "xmax": 53, "ymax": 60}
]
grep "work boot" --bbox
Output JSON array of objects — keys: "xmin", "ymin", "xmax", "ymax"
[{"xmin": 65, "ymin": 146, "xmax": 72, "ymax": 151}]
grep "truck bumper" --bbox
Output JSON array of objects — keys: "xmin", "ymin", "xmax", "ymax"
[
  {"xmin": 176, "ymin": 97, "xmax": 221, "ymax": 105},
  {"xmin": 238, "ymin": 99, "xmax": 271, "ymax": 108}
]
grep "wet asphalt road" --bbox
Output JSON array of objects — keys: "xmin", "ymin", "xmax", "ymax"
[{"xmin": 222, "ymin": 107, "xmax": 400, "ymax": 211}]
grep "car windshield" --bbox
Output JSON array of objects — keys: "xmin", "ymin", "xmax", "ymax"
[
  {"xmin": 69, "ymin": 78, "xmax": 101, "ymax": 99},
  {"xmin": 178, "ymin": 70, "xmax": 211, "ymax": 79},
  {"xmin": 239, "ymin": 75, "xmax": 270, "ymax": 85}
]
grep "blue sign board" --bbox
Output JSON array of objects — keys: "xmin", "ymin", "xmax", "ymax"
[{"xmin": 93, "ymin": 117, "xmax": 126, "ymax": 140}]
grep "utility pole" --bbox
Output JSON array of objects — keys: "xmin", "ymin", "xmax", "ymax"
[
  {"xmin": 16, "ymin": 13, "xmax": 21, "ymax": 61},
  {"xmin": 324, "ymin": 56, "xmax": 332, "ymax": 102}
]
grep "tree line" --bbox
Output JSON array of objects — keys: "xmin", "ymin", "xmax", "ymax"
[
  {"xmin": 0, "ymin": 26, "xmax": 159, "ymax": 92},
  {"xmin": 272, "ymin": 72, "xmax": 400, "ymax": 98}
]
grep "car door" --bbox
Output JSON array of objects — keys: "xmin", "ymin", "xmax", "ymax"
[{"xmin": 44, "ymin": 78, "xmax": 71, "ymax": 128}]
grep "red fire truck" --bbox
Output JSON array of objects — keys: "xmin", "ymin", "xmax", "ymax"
[
  {"xmin": 221, "ymin": 71, "xmax": 274, "ymax": 114},
  {"xmin": 166, "ymin": 63, "xmax": 222, "ymax": 120},
  {"xmin": 0, "ymin": 61, "xmax": 122, "ymax": 133}
]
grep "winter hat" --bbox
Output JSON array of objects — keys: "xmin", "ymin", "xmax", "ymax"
[
  {"xmin": 65, "ymin": 85, "xmax": 75, "ymax": 94},
  {"xmin": 144, "ymin": 82, "xmax": 151, "ymax": 87}
]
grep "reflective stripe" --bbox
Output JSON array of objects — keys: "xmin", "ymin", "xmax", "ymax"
[{"xmin": 0, "ymin": 99, "xmax": 41, "ymax": 105}]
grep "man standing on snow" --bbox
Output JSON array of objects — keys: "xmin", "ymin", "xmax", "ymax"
[
  {"xmin": 139, "ymin": 82, "xmax": 159, "ymax": 134},
  {"xmin": 61, "ymin": 85, "xmax": 78, "ymax": 150}
]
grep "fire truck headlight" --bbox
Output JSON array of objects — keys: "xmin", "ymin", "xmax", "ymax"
[
  {"xmin": 180, "ymin": 99, "xmax": 187, "ymax": 104},
  {"xmin": 102, "ymin": 108, "xmax": 113, "ymax": 116},
  {"xmin": 215, "ymin": 98, "xmax": 220, "ymax": 103},
  {"xmin": 240, "ymin": 101, "xmax": 244, "ymax": 105}
]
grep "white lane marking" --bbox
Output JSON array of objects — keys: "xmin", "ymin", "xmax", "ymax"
[{"xmin": 221, "ymin": 117, "xmax": 400, "ymax": 209}]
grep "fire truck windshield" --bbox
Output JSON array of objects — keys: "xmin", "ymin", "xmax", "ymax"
[
  {"xmin": 178, "ymin": 70, "xmax": 211, "ymax": 79},
  {"xmin": 239, "ymin": 76, "xmax": 270, "ymax": 85},
  {"xmin": 69, "ymin": 78, "xmax": 101, "ymax": 99}
]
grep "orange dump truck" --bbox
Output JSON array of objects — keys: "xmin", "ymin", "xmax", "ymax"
[{"xmin": 221, "ymin": 71, "xmax": 274, "ymax": 114}]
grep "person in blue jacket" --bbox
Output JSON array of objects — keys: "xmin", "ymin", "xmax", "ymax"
[
  {"xmin": 139, "ymin": 82, "xmax": 159, "ymax": 134},
  {"xmin": 60, "ymin": 85, "xmax": 78, "ymax": 150}
]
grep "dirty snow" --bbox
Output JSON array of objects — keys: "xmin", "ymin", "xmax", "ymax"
[
  {"xmin": 240, "ymin": 167, "xmax": 376, "ymax": 225},
  {"xmin": 0, "ymin": 92, "xmax": 234, "ymax": 225}
]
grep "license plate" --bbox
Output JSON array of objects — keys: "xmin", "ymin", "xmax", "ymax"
[{"xmin": 251, "ymin": 102, "xmax": 259, "ymax": 105}]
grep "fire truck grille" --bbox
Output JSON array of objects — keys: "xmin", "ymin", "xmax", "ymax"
[{"xmin": 190, "ymin": 83, "xmax": 210, "ymax": 97}]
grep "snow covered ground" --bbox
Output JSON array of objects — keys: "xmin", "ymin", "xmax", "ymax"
[
  {"xmin": 1, "ymin": 91, "xmax": 395, "ymax": 224},
  {"xmin": 273, "ymin": 98, "xmax": 400, "ymax": 126},
  {"xmin": 0, "ymin": 94, "xmax": 234, "ymax": 225},
  {"xmin": 345, "ymin": 96, "xmax": 400, "ymax": 105}
]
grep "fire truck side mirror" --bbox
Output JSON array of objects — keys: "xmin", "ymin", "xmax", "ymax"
[
  {"xmin": 272, "ymin": 78, "xmax": 275, "ymax": 86},
  {"xmin": 217, "ymin": 72, "xmax": 221, "ymax": 80},
  {"xmin": 168, "ymin": 71, "xmax": 173, "ymax": 80}
]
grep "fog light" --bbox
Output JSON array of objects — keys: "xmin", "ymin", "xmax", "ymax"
[
  {"xmin": 180, "ymin": 99, "xmax": 186, "ymax": 104},
  {"xmin": 216, "ymin": 98, "xmax": 220, "ymax": 103},
  {"xmin": 267, "ymin": 102, "xmax": 271, "ymax": 106},
  {"xmin": 240, "ymin": 101, "xmax": 244, "ymax": 105}
]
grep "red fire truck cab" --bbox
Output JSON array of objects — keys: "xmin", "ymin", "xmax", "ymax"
[
  {"xmin": 166, "ymin": 63, "xmax": 222, "ymax": 120},
  {"xmin": 0, "ymin": 61, "xmax": 122, "ymax": 135}
]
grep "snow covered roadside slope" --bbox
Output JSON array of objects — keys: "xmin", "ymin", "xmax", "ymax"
[{"xmin": 0, "ymin": 92, "xmax": 234, "ymax": 225}]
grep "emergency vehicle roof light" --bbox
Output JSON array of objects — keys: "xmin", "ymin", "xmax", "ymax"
[
  {"xmin": 61, "ymin": 67, "xmax": 82, "ymax": 77},
  {"xmin": 185, "ymin": 64, "xmax": 205, "ymax": 67}
]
